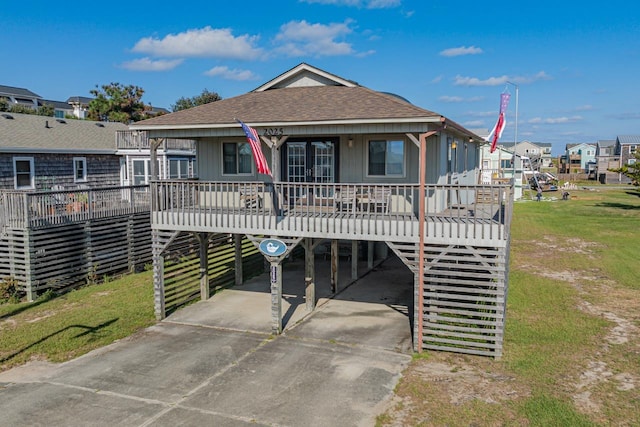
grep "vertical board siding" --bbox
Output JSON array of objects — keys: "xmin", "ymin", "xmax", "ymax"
[{"xmin": 160, "ymin": 231, "xmax": 264, "ymax": 317}]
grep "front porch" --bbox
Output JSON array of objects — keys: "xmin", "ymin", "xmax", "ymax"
[{"xmin": 152, "ymin": 180, "xmax": 512, "ymax": 247}]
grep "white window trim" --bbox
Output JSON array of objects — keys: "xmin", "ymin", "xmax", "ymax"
[
  {"xmin": 365, "ymin": 139, "xmax": 406, "ymax": 178},
  {"xmin": 13, "ymin": 156, "xmax": 35, "ymax": 190},
  {"xmin": 73, "ymin": 157, "xmax": 87, "ymax": 183},
  {"xmin": 221, "ymin": 142, "xmax": 254, "ymax": 176},
  {"xmin": 168, "ymin": 157, "xmax": 191, "ymax": 179}
]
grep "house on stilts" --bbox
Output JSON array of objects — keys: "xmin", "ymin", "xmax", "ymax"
[{"xmin": 132, "ymin": 63, "xmax": 514, "ymax": 358}]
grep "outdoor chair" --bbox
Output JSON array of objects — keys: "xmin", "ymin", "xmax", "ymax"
[
  {"xmin": 335, "ymin": 185, "xmax": 358, "ymax": 212},
  {"xmin": 367, "ymin": 187, "xmax": 391, "ymax": 213},
  {"xmin": 239, "ymin": 183, "xmax": 263, "ymax": 208}
]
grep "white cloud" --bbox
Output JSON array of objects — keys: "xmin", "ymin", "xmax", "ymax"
[
  {"xmin": 454, "ymin": 71, "xmax": 552, "ymax": 86},
  {"xmin": 463, "ymin": 120, "xmax": 485, "ymax": 127},
  {"xmin": 204, "ymin": 66, "xmax": 259, "ymax": 81},
  {"xmin": 300, "ymin": 0, "xmax": 401, "ymax": 8},
  {"xmin": 575, "ymin": 104, "xmax": 594, "ymax": 111},
  {"xmin": 120, "ymin": 57, "xmax": 183, "ymax": 71},
  {"xmin": 439, "ymin": 46, "xmax": 483, "ymax": 57},
  {"xmin": 132, "ymin": 27, "xmax": 262, "ymax": 60},
  {"xmin": 527, "ymin": 116, "xmax": 583, "ymax": 124},
  {"xmin": 274, "ymin": 20, "xmax": 355, "ymax": 56},
  {"xmin": 439, "ymin": 96, "xmax": 483, "ymax": 103}
]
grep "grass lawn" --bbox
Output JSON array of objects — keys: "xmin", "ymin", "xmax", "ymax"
[{"xmin": 379, "ymin": 187, "xmax": 640, "ymax": 426}]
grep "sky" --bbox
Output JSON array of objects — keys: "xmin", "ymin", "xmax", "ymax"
[{"xmin": 2, "ymin": 0, "xmax": 639, "ymax": 156}]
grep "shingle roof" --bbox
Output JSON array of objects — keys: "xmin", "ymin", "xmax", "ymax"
[
  {"xmin": 0, "ymin": 113, "xmax": 127, "ymax": 153},
  {"xmin": 66, "ymin": 96, "xmax": 93, "ymax": 105},
  {"xmin": 134, "ymin": 85, "xmax": 441, "ymax": 128},
  {"xmin": 39, "ymin": 99, "xmax": 73, "ymax": 110},
  {"xmin": 617, "ymin": 135, "xmax": 640, "ymax": 144},
  {"xmin": 0, "ymin": 85, "xmax": 41, "ymax": 99},
  {"xmin": 597, "ymin": 139, "xmax": 616, "ymax": 147}
]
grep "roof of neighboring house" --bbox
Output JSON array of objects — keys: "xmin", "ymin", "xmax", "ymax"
[
  {"xmin": 0, "ymin": 85, "xmax": 41, "ymax": 99},
  {"xmin": 566, "ymin": 142, "xmax": 596, "ymax": 149},
  {"xmin": 0, "ymin": 112, "xmax": 127, "ymax": 154},
  {"xmin": 39, "ymin": 99, "xmax": 73, "ymax": 110},
  {"xmin": 66, "ymin": 96, "xmax": 93, "ymax": 105},
  {"xmin": 617, "ymin": 135, "xmax": 640, "ymax": 144},
  {"xmin": 597, "ymin": 139, "xmax": 616, "ymax": 147}
]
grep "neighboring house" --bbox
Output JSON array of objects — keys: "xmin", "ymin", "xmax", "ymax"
[
  {"xmin": 0, "ymin": 112, "xmax": 127, "ymax": 190},
  {"xmin": 479, "ymin": 143, "xmax": 524, "ymax": 200},
  {"xmin": 66, "ymin": 96, "xmax": 93, "ymax": 119},
  {"xmin": 131, "ymin": 63, "xmax": 514, "ymax": 358},
  {"xmin": 559, "ymin": 142, "xmax": 596, "ymax": 174},
  {"xmin": 39, "ymin": 99, "xmax": 75, "ymax": 119},
  {"xmin": 115, "ymin": 130, "xmax": 197, "ymax": 186},
  {"xmin": 0, "ymin": 85, "xmax": 41, "ymax": 109},
  {"xmin": 499, "ymin": 140, "xmax": 552, "ymax": 168},
  {"xmin": 617, "ymin": 135, "xmax": 639, "ymax": 168},
  {"xmin": 596, "ymin": 139, "xmax": 620, "ymax": 184}
]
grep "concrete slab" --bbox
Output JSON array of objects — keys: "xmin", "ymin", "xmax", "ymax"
[{"xmin": 181, "ymin": 337, "xmax": 410, "ymax": 427}]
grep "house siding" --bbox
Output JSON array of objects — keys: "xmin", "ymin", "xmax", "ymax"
[{"xmin": 0, "ymin": 153, "xmax": 121, "ymax": 191}]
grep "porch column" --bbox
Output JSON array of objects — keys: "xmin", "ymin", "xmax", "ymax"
[
  {"xmin": 331, "ymin": 239, "xmax": 338, "ymax": 293},
  {"xmin": 197, "ymin": 233, "xmax": 210, "ymax": 300},
  {"xmin": 351, "ymin": 240, "xmax": 358, "ymax": 280},
  {"xmin": 234, "ymin": 234, "xmax": 243, "ymax": 285},
  {"xmin": 368, "ymin": 241, "xmax": 374, "ymax": 270},
  {"xmin": 304, "ymin": 238, "xmax": 316, "ymax": 311},
  {"xmin": 152, "ymin": 234, "xmax": 166, "ymax": 320}
]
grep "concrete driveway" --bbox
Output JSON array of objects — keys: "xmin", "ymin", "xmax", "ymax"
[{"xmin": 0, "ymin": 256, "xmax": 414, "ymax": 426}]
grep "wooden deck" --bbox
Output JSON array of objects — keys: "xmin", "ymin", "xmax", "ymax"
[{"xmin": 151, "ymin": 181, "xmax": 512, "ymax": 247}]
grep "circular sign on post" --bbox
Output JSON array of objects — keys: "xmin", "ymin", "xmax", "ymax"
[{"xmin": 259, "ymin": 238, "xmax": 287, "ymax": 257}]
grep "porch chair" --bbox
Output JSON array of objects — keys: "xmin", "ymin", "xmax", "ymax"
[
  {"xmin": 239, "ymin": 183, "xmax": 263, "ymax": 208},
  {"xmin": 367, "ymin": 187, "xmax": 391, "ymax": 213},
  {"xmin": 335, "ymin": 185, "xmax": 358, "ymax": 212}
]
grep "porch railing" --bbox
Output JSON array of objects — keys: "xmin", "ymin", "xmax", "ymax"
[
  {"xmin": 116, "ymin": 130, "xmax": 196, "ymax": 151},
  {"xmin": 152, "ymin": 181, "xmax": 514, "ymax": 243},
  {"xmin": 0, "ymin": 185, "xmax": 151, "ymax": 229}
]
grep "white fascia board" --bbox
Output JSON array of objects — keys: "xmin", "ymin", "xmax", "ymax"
[{"xmin": 130, "ymin": 116, "xmax": 444, "ymax": 132}]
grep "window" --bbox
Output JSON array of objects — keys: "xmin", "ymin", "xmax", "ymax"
[
  {"xmin": 169, "ymin": 158, "xmax": 190, "ymax": 178},
  {"xmin": 631, "ymin": 145, "xmax": 637, "ymax": 154},
  {"xmin": 629, "ymin": 158, "xmax": 637, "ymax": 165},
  {"xmin": 500, "ymin": 159, "xmax": 512, "ymax": 169},
  {"xmin": 13, "ymin": 157, "xmax": 34, "ymax": 189},
  {"xmin": 73, "ymin": 157, "xmax": 87, "ymax": 182},
  {"xmin": 223, "ymin": 142, "xmax": 253, "ymax": 175},
  {"xmin": 132, "ymin": 159, "xmax": 149, "ymax": 185},
  {"xmin": 367, "ymin": 140, "xmax": 404, "ymax": 176}
]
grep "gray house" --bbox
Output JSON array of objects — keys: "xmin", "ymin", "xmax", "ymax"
[
  {"xmin": 0, "ymin": 112, "xmax": 127, "ymax": 191},
  {"xmin": 132, "ymin": 63, "xmax": 514, "ymax": 357}
]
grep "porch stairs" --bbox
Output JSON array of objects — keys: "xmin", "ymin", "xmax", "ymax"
[{"xmin": 387, "ymin": 240, "xmax": 509, "ymax": 358}]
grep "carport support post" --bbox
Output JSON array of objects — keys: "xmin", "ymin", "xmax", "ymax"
[
  {"xmin": 197, "ymin": 233, "xmax": 210, "ymax": 300},
  {"xmin": 331, "ymin": 239, "xmax": 338, "ymax": 293},
  {"xmin": 351, "ymin": 240, "xmax": 358, "ymax": 280},
  {"xmin": 368, "ymin": 241, "xmax": 374, "ymax": 269},
  {"xmin": 234, "ymin": 234, "xmax": 243, "ymax": 285},
  {"xmin": 304, "ymin": 239, "xmax": 315, "ymax": 311},
  {"xmin": 270, "ymin": 261, "xmax": 283, "ymax": 334}
]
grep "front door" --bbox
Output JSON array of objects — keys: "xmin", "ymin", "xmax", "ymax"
[{"xmin": 284, "ymin": 138, "xmax": 337, "ymax": 205}]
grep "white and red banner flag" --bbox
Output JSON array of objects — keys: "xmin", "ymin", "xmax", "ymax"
[{"xmin": 486, "ymin": 92, "xmax": 511, "ymax": 153}]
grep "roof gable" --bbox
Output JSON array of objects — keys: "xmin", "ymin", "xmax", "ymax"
[{"xmin": 253, "ymin": 63, "xmax": 357, "ymax": 92}]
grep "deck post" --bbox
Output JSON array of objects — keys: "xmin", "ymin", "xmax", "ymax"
[
  {"xmin": 152, "ymin": 230, "xmax": 166, "ymax": 320},
  {"xmin": 234, "ymin": 234, "xmax": 243, "ymax": 285},
  {"xmin": 351, "ymin": 240, "xmax": 358, "ymax": 280},
  {"xmin": 367, "ymin": 241, "xmax": 374, "ymax": 269},
  {"xmin": 198, "ymin": 232, "xmax": 210, "ymax": 300},
  {"xmin": 270, "ymin": 261, "xmax": 283, "ymax": 334},
  {"xmin": 330, "ymin": 239, "xmax": 338, "ymax": 293},
  {"xmin": 304, "ymin": 238, "xmax": 315, "ymax": 311}
]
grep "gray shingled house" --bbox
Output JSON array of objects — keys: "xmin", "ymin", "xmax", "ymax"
[{"xmin": 132, "ymin": 63, "xmax": 514, "ymax": 357}]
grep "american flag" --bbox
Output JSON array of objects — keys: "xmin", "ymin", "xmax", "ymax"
[
  {"xmin": 486, "ymin": 92, "xmax": 511, "ymax": 153},
  {"xmin": 237, "ymin": 120, "xmax": 272, "ymax": 177}
]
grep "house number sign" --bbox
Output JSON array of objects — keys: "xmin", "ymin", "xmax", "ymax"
[{"xmin": 262, "ymin": 127, "xmax": 284, "ymax": 137}]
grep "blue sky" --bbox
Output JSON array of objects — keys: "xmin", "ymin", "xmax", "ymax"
[{"xmin": 2, "ymin": 0, "xmax": 639, "ymax": 155}]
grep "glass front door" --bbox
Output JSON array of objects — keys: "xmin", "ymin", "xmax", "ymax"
[{"xmin": 285, "ymin": 138, "xmax": 337, "ymax": 205}]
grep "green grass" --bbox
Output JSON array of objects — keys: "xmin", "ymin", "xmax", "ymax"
[{"xmin": 0, "ymin": 271, "xmax": 155, "ymax": 371}]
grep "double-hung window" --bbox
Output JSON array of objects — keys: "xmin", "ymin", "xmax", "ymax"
[
  {"xmin": 223, "ymin": 142, "xmax": 253, "ymax": 175},
  {"xmin": 14, "ymin": 157, "xmax": 35, "ymax": 189},
  {"xmin": 73, "ymin": 157, "xmax": 87, "ymax": 182},
  {"xmin": 367, "ymin": 140, "xmax": 404, "ymax": 177},
  {"xmin": 169, "ymin": 158, "xmax": 190, "ymax": 179}
]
